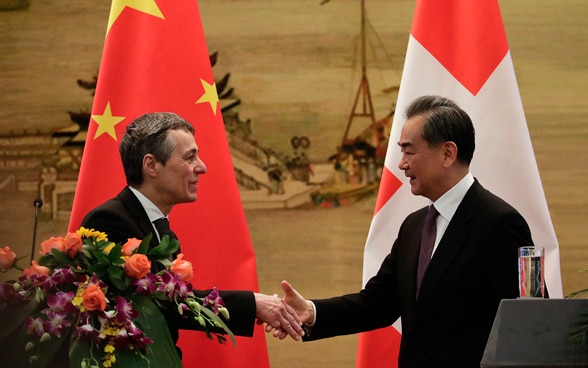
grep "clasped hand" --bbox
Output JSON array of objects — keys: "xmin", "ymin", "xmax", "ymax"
[
  {"xmin": 258, "ymin": 280, "xmax": 314, "ymax": 340},
  {"xmin": 254, "ymin": 284, "xmax": 306, "ymax": 341}
]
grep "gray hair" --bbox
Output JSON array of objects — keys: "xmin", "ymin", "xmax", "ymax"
[
  {"xmin": 120, "ymin": 112, "xmax": 195, "ymax": 186},
  {"xmin": 405, "ymin": 95, "xmax": 475, "ymax": 165}
]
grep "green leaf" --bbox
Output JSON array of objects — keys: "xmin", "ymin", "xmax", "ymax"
[
  {"xmin": 38, "ymin": 249, "xmax": 76, "ymax": 270},
  {"xmin": 148, "ymin": 239, "xmax": 168, "ymax": 258},
  {"xmin": 128, "ymin": 294, "xmax": 183, "ymax": 368},
  {"xmin": 86, "ymin": 261, "xmax": 108, "ymax": 276},
  {"xmin": 107, "ymin": 264, "xmax": 124, "ymax": 279},
  {"xmin": 91, "ymin": 250, "xmax": 110, "ymax": 264},
  {"xmin": 69, "ymin": 336, "xmax": 101, "ymax": 368},
  {"xmin": 148, "ymin": 236, "xmax": 180, "ymax": 259},
  {"xmin": 107, "ymin": 264, "xmax": 129, "ymax": 291},
  {"xmin": 154, "ymin": 258, "xmax": 172, "ymax": 269},
  {"xmin": 199, "ymin": 305, "xmax": 237, "ymax": 348},
  {"xmin": 0, "ymin": 298, "xmax": 40, "ymax": 341},
  {"xmin": 137, "ymin": 234, "xmax": 152, "ymax": 255},
  {"xmin": 107, "ymin": 244, "xmax": 123, "ymax": 262},
  {"xmin": 115, "ymin": 348, "xmax": 152, "ymax": 367},
  {"xmin": 567, "ymin": 289, "xmax": 588, "ymax": 299}
]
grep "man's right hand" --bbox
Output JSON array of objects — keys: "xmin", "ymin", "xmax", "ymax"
[
  {"xmin": 253, "ymin": 290, "xmax": 305, "ymax": 341},
  {"xmin": 265, "ymin": 280, "xmax": 315, "ymax": 340}
]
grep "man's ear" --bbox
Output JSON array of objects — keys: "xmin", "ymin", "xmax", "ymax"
[
  {"xmin": 143, "ymin": 154, "xmax": 158, "ymax": 178},
  {"xmin": 442, "ymin": 141, "xmax": 458, "ymax": 167}
]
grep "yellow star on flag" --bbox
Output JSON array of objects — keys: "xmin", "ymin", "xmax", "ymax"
[
  {"xmin": 196, "ymin": 78, "xmax": 219, "ymax": 116},
  {"xmin": 106, "ymin": 0, "xmax": 165, "ymax": 35},
  {"xmin": 92, "ymin": 102, "xmax": 126, "ymax": 141}
]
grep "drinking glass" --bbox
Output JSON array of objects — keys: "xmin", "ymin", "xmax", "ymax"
[{"xmin": 518, "ymin": 246, "xmax": 545, "ymax": 298}]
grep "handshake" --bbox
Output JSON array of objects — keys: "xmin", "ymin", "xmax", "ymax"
[{"xmin": 254, "ymin": 280, "xmax": 312, "ymax": 341}]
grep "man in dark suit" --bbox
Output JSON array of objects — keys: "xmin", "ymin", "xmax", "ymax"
[
  {"xmin": 275, "ymin": 95, "xmax": 538, "ymax": 367},
  {"xmin": 81, "ymin": 112, "xmax": 304, "ymax": 356}
]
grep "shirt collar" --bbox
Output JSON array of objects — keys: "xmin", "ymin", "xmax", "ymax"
[
  {"xmin": 431, "ymin": 172, "xmax": 474, "ymax": 223},
  {"xmin": 128, "ymin": 186, "xmax": 166, "ymax": 223}
]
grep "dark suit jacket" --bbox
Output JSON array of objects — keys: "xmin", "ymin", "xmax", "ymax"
[
  {"xmin": 306, "ymin": 180, "xmax": 535, "ymax": 368},
  {"xmin": 80, "ymin": 187, "xmax": 256, "ymax": 344}
]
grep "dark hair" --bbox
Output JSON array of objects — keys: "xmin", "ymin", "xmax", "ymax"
[
  {"xmin": 405, "ymin": 95, "xmax": 475, "ymax": 165},
  {"xmin": 120, "ymin": 112, "xmax": 195, "ymax": 186}
]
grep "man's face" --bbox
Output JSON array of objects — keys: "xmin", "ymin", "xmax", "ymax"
[
  {"xmin": 397, "ymin": 115, "xmax": 446, "ymax": 201},
  {"xmin": 155, "ymin": 129, "xmax": 207, "ymax": 206}
]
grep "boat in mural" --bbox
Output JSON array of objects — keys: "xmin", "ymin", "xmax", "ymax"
[{"xmin": 310, "ymin": 0, "xmax": 396, "ymax": 207}]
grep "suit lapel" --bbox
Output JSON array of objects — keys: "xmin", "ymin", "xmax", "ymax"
[
  {"xmin": 415, "ymin": 181, "xmax": 482, "ymax": 308},
  {"xmin": 405, "ymin": 208, "xmax": 427, "ymax": 298},
  {"xmin": 118, "ymin": 187, "xmax": 159, "ymax": 248}
]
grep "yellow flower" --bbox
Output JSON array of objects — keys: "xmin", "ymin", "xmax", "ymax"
[
  {"xmin": 77, "ymin": 227, "xmax": 108, "ymax": 242},
  {"xmin": 103, "ymin": 243, "xmax": 116, "ymax": 254},
  {"xmin": 72, "ymin": 280, "xmax": 88, "ymax": 311},
  {"xmin": 72, "ymin": 296, "xmax": 83, "ymax": 308},
  {"xmin": 104, "ymin": 344, "xmax": 115, "ymax": 354},
  {"xmin": 72, "ymin": 294, "xmax": 83, "ymax": 309},
  {"xmin": 103, "ymin": 343, "xmax": 116, "ymax": 367},
  {"xmin": 101, "ymin": 324, "xmax": 120, "ymax": 337}
]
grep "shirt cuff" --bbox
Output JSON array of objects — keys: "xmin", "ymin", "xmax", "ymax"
[{"xmin": 306, "ymin": 300, "xmax": 317, "ymax": 327}]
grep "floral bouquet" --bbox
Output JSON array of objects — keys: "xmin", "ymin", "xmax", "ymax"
[{"xmin": 0, "ymin": 227, "xmax": 234, "ymax": 368}]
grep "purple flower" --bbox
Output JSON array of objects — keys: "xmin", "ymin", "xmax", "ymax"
[
  {"xmin": 107, "ymin": 320, "xmax": 153, "ymax": 352},
  {"xmin": 177, "ymin": 302, "xmax": 189, "ymax": 315},
  {"xmin": 48, "ymin": 267, "xmax": 76, "ymax": 288},
  {"xmin": 74, "ymin": 315, "xmax": 100, "ymax": 345},
  {"xmin": 132, "ymin": 334, "xmax": 153, "ymax": 351},
  {"xmin": 42, "ymin": 311, "xmax": 71, "ymax": 337},
  {"xmin": 132, "ymin": 273, "xmax": 158, "ymax": 295},
  {"xmin": 25, "ymin": 317, "xmax": 46, "ymax": 337},
  {"xmin": 0, "ymin": 283, "xmax": 27, "ymax": 306},
  {"xmin": 19, "ymin": 273, "xmax": 50, "ymax": 292},
  {"xmin": 88, "ymin": 274, "xmax": 103, "ymax": 287},
  {"xmin": 45, "ymin": 291, "xmax": 75, "ymax": 314},
  {"xmin": 114, "ymin": 296, "xmax": 138, "ymax": 322},
  {"xmin": 158, "ymin": 271, "xmax": 182, "ymax": 299},
  {"xmin": 174, "ymin": 280, "xmax": 190, "ymax": 299},
  {"xmin": 203, "ymin": 287, "xmax": 225, "ymax": 314},
  {"xmin": 124, "ymin": 321, "xmax": 153, "ymax": 351}
]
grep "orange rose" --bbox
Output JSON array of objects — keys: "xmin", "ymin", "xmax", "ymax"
[
  {"xmin": 170, "ymin": 253, "xmax": 193, "ymax": 282},
  {"xmin": 121, "ymin": 238, "xmax": 142, "ymax": 256},
  {"xmin": 63, "ymin": 232, "xmax": 82, "ymax": 258},
  {"xmin": 40, "ymin": 236, "xmax": 66, "ymax": 255},
  {"xmin": 0, "ymin": 246, "xmax": 16, "ymax": 271},
  {"xmin": 82, "ymin": 284, "xmax": 106, "ymax": 311},
  {"xmin": 124, "ymin": 254, "xmax": 151, "ymax": 279},
  {"xmin": 23, "ymin": 260, "xmax": 50, "ymax": 277}
]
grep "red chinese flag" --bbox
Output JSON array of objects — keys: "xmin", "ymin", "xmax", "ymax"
[
  {"xmin": 67, "ymin": 1, "xmax": 269, "ymax": 366},
  {"xmin": 356, "ymin": 1, "xmax": 562, "ymax": 367}
]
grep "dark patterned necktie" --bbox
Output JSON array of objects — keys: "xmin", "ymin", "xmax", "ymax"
[
  {"xmin": 416, "ymin": 205, "xmax": 439, "ymax": 297},
  {"xmin": 153, "ymin": 217, "xmax": 173, "ymax": 241}
]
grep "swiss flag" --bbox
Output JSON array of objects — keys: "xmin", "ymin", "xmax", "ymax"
[
  {"xmin": 356, "ymin": 1, "xmax": 562, "ymax": 367},
  {"xmin": 68, "ymin": 0, "xmax": 269, "ymax": 367}
]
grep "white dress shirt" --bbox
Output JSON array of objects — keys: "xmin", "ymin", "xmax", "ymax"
[
  {"xmin": 429, "ymin": 172, "xmax": 474, "ymax": 255},
  {"xmin": 128, "ymin": 186, "xmax": 167, "ymax": 242}
]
